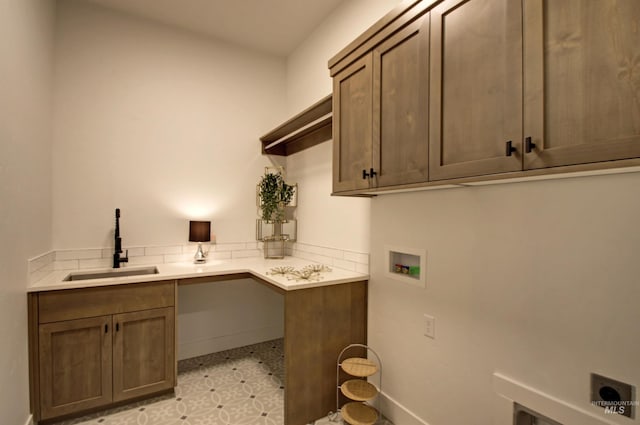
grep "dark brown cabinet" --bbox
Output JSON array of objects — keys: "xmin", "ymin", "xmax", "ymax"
[
  {"xmin": 30, "ymin": 282, "xmax": 176, "ymax": 422},
  {"xmin": 331, "ymin": 14, "xmax": 430, "ymax": 193},
  {"xmin": 430, "ymin": 0, "xmax": 640, "ymax": 180},
  {"xmin": 331, "ymin": 0, "xmax": 640, "ymax": 194},
  {"xmin": 429, "ymin": 0, "xmax": 523, "ymax": 180},
  {"xmin": 38, "ymin": 316, "xmax": 112, "ymax": 419},
  {"xmin": 333, "ymin": 54, "xmax": 374, "ymax": 193},
  {"xmin": 523, "ymin": 0, "xmax": 640, "ymax": 169},
  {"xmin": 112, "ymin": 307, "xmax": 175, "ymax": 402}
]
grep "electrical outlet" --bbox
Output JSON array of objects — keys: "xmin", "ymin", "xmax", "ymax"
[{"xmin": 424, "ymin": 314, "xmax": 435, "ymax": 339}]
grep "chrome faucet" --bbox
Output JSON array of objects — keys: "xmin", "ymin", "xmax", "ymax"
[{"xmin": 113, "ymin": 208, "xmax": 129, "ymax": 268}]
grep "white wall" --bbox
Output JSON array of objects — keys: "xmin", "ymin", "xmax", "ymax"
[
  {"xmin": 369, "ymin": 173, "xmax": 640, "ymax": 425},
  {"xmin": 178, "ymin": 279, "xmax": 283, "ymax": 360},
  {"xmin": 53, "ymin": 0, "xmax": 286, "ymax": 249},
  {"xmin": 0, "ymin": 0, "xmax": 54, "ymax": 423},
  {"xmin": 52, "ymin": 0, "xmax": 288, "ymax": 363},
  {"xmin": 284, "ymin": 0, "xmax": 403, "ymax": 254}
]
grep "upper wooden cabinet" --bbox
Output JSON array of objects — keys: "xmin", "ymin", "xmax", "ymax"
[
  {"xmin": 431, "ymin": 0, "xmax": 640, "ymax": 180},
  {"xmin": 333, "ymin": 54, "xmax": 374, "ymax": 192},
  {"xmin": 373, "ymin": 19, "xmax": 430, "ymax": 187},
  {"xmin": 330, "ymin": 0, "xmax": 640, "ymax": 194},
  {"xmin": 523, "ymin": 0, "xmax": 640, "ymax": 169},
  {"xmin": 331, "ymin": 13, "xmax": 430, "ymax": 193},
  {"xmin": 429, "ymin": 0, "xmax": 523, "ymax": 180}
]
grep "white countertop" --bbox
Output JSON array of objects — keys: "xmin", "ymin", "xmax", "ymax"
[{"xmin": 28, "ymin": 257, "xmax": 368, "ymax": 293}]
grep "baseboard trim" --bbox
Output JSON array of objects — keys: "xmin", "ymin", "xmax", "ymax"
[
  {"xmin": 379, "ymin": 391, "xmax": 431, "ymax": 425},
  {"xmin": 24, "ymin": 414, "xmax": 34, "ymax": 425},
  {"xmin": 178, "ymin": 326, "xmax": 284, "ymax": 360}
]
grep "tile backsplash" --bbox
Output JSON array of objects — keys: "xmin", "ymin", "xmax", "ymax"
[{"xmin": 28, "ymin": 242, "xmax": 369, "ymax": 283}]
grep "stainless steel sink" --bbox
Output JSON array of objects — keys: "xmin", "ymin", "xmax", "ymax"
[{"xmin": 63, "ymin": 266, "xmax": 159, "ymax": 281}]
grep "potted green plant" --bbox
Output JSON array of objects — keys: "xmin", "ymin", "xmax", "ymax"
[
  {"xmin": 257, "ymin": 170, "xmax": 295, "ymax": 259},
  {"xmin": 258, "ymin": 170, "xmax": 294, "ymax": 223}
]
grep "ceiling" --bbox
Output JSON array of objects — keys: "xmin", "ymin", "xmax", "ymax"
[{"xmin": 88, "ymin": 0, "xmax": 346, "ymax": 57}]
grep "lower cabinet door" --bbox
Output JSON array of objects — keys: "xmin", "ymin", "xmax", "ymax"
[
  {"xmin": 112, "ymin": 307, "xmax": 175, "ymax": 402},
  {"xmin": 39, "ymin": 315, "xmax": 113, "ymax": 420}
]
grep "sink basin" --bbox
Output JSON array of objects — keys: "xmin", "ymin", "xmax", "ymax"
[{"xmin": 63, "ymin": 266, "xmax": 159, "ymax": 281}]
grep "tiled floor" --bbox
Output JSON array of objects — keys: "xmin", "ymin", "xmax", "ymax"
[{"xmin": 53, "ymin": 339, "xmax": 285, "ymax": 425}]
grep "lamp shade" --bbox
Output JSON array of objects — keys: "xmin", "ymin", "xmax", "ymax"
[{"xmin": 189, "ymin": 221, "xmax": 211, "ymax": 242}]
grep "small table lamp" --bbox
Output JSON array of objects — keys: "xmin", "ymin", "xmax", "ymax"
[{"xmin": 189, "ymin": 220, "xmax": 211, "ymax": 264}]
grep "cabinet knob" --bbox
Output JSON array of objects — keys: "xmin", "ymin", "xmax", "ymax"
[
  {"xmin": 369, "ymin": 168, "xmax": 377, "ymax": 178},
  {"xmin": 362, "ymin": 169, "xmax": 370, "ymax": 179},
  {"xmin": 505, "ymin": 141, "xmax": 516, "ymax": 157},
  {"xmin": 525, "ymin": 136, "xmax": 536, "ymax": 153}
]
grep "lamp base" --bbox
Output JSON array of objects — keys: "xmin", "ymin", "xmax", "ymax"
[{"xmin": 193, "ymin": 242, "xmax": 207, "ymax": 264}]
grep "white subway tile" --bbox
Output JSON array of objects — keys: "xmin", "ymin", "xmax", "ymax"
[
  {"xmin": 321, "ymin": 247, "xmax": 344, "ymax": 260},
  {"xmin": 53, "ymin": 260, "xmax": 79, "ymax": 271},
  {"xmin": 183, "ymin": 244, "xmax": 198, "ymax": 255},
  {"xmin": 103, "ymin": 247, "xmax": 145, "ymax": 258},
  {"xmin": 231, "ymin": 249, "xmax": 261, "ymax": 259},
  {"xmin": 245, "ymin": 242, "xmax": 259, "ymax": 250},
  {"xmin": 209, "ymin": 251, "xmax": 232, "ymax": 260},
  {"xmin": 333, "ymin": 259, "xmax": 357, "ymax": 272},
  {"xmin": 295, "ymin": 251, "xmax": 333, "ymax": 266},
  {"xmin": 127, "ymin": 255, "xmax": 164, "ymax": 266},
  {"xmin": 215, "ymin": 243, "xmax": 247, "ymax": 252},
  {"xmin": 28, "ymin": 251, "xmax": 54, "ymax": 273},
  {"xmin": 145, "ymin": 245, "xmax": 183, "ymax": 256},
  {"xmin": 344, "ymin": 251, "xmax": 369, "ymax": 265},
  {"xmin": 79, "ymin": 258, "xmax": 111, "ymax": 269},
  {"xmin": 56, "ymin": 249, "xmax": 103, "ymax": 261},
  {"xmin": 30, "ymin": 268, "xmax": 53, "ymax": 284},
  {"xmin": 125, "ymin": 247, "xmax": 146, "ymax": 257},
  {"xmin": 164, "ymin": 253, "xmax": 191, "ymax": 263},
  {"xmin": 294, "ymin": 242, "xmax": 311, "ymax": 253}
]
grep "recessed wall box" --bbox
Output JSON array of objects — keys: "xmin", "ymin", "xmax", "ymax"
[{"xmin": 384, "ymin": 246, "xmax": 426, "ymax": 288}]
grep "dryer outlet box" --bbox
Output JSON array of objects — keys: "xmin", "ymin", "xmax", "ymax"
[{"xmin": 591, "ymin": 373, "xmax": 635, "ymax": 419}]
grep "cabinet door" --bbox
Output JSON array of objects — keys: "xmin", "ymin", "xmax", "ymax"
[
  {"xmin": 430, "ymin": 0, "xmax": 523, "ymax": 180},
  {"xmin": 333, "ymin": 54, "xmax": 373, "ymax": 193},
  {"xmin": 372, "ymin": 15, "xmax": 430, "ymax": 187},
  {"xmin": 39, "ymin": 316, "xmax": 112, "ymax": 419},
  {"xmin": 112, "ymin": 307, "xmax": 175, "ymax": 402},
  {"xmin": 523, "ymin": 0, "xmax": 640, "ymax": 169}
]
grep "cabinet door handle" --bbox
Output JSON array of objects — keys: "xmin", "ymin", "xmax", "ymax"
[
  {"xmin": 505, "ymin": 141, "xmax": 516, "ymax": 156},
  {"xmin": 362, "ymin": 169, "xmax": 370, "ymax": 179},
  {"xmin": 105, "ymin": 324, "xmax": 108, "ymax": 333},
  {"xmin": 525, "ymin": 136, "xmax": 536, "ymax": 153},
  {"xmin": 369, "ymin": 168, "xmax": 377, "ymax": 178},
  {"xmin": 116, "ymin": 323, "xmax": 120, "ymax": 332}
]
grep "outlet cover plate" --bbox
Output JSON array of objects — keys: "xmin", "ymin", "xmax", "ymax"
[
  {"xmin": 424, "ymin": 314, "xmax": 435, "ymax": 339},
  {"xmin": 591, "ymin": 373, "xmax": 635, "ymax": 418}
]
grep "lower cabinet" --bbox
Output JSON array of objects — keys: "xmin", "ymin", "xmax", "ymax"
[
  {"xmin": 31, "ymin": 281, "xmax": 176, "ymax": 422},
  {"xmin": 38, "ymin": 316, "xmax": 113, "ymax": 419},
  {"xmin": 112, "ymin": 308, "xmax": 175, "ymax": 402}
]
